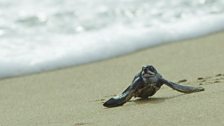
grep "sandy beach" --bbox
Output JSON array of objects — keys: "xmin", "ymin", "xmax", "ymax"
[{"xmin": 0, "ymin": 32, "xmax": 224, "ymax": 126}]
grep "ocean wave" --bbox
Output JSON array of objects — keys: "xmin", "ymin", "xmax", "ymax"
[{"xmin": 0, "ymin": 0, "xmax": 224, "ymax": 78}]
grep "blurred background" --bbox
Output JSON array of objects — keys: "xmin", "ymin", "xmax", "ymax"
[{"xmin": 0, "ymin": 0, "xmax": 224, "ymax": 78}]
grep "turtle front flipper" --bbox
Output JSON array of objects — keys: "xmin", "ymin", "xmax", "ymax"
[
  {"xmin": 160, "ymin": 78, "xmax": 204, "ymax": 93},
  {"xmin": 103, "ymin": 75, "xmax": 144, "ymax": 108},
  {"xmin": 103, "ymin": 86, "xmax": 134, "ymax": 107}
]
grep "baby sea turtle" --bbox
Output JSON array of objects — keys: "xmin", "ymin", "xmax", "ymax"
[{"xmin": 103, "ymin": 65, "xmax": 204, "ymax": 107}]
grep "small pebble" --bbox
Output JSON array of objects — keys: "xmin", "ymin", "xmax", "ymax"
[
  {"xmin": 177, "ymin": 79, "xmax": 187, "ymax": 83},
  {"xmin": 214, "ymin": 80, "xmax": 220, "ymax": 83},
  {"xmin": 197, "ymin": 77, "xmax": 204, "ymax": 80},
  {"xmin": 216, "ymin": 74, "xmax": 222, "ymax": 77}
]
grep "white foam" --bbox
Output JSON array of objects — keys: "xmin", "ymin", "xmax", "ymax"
[
  {"xmin": 1, "ymin": 13, "xmax": 224, "ymax": 78},
  {"xmin": 1, "ymin": 0, "xmax": 224, "ymax": 78}
]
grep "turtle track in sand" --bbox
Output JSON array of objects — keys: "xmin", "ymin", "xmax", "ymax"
[{"xmin": 176, "ymin": 73, "xmax": 224, "ymax": 86}]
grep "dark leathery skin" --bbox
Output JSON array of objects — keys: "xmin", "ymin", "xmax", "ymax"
[{"xmin": 103, "ymin": 65, "xmax": 204, "ymax": 108}]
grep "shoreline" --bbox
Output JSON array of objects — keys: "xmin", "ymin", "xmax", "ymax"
[
  {"xmin": 0, "ymin": 32, "xmax": 224, "ymax": 126},
  {"xmin": 1, "ymin": 30, "xmax": 224, "ymax": 80}
]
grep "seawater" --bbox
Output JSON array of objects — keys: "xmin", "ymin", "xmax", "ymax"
[{"xmin": 0, "ymin": 0, "xmax": 224, "ymax": 78}]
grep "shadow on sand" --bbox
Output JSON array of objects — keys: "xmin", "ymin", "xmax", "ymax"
[{"xmin": 132, "ymin": 94, "xmax": 186, "ymax": 104}]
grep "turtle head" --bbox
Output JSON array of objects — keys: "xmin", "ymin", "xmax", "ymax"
[{"xmin": 141, "ymin": 65, "xmax": 158, "ymax": 78}]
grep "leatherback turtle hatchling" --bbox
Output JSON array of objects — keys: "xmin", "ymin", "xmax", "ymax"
[{"xmin": 103, "ymin": 65, "xmax": 204, "ymax": 107}]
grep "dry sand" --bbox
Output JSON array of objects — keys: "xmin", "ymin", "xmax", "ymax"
[{"xmin": 0, "ymin": 32, "xmax": 224, "ymax": 126}]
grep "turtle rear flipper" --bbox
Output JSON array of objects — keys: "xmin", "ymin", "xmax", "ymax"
[
  {"xmin": 161, "ymin": 78, "xmax": 204, "ymax": 93},
  {"xmin": 103, "ymin": 86, "xmax": 134, "ymax": 107}
]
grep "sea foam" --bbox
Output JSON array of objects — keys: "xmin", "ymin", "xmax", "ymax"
[{"xmin": 0, "ymin": 0, "xmax": 224, "ymax": 78}]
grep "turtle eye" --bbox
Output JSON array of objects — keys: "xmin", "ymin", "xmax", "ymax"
[
  {"xmin": 149, "ymin": 66, "xmax": 157, "ymax": 73},
  {"xmin": 144, "ymin": 68, "xmax": 148, "ymax": 73},
  {"xmin": 142, "ymin": 66, "xmax": 146, "ymax": 71},
  {"xmin": 149, "ymin": 66, "xmax": 154, "ymax": 71}
]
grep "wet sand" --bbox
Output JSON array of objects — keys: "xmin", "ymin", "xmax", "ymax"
[{"xmin": 0, "ymin": 32, "xmax": 224, "ymax": 126}]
